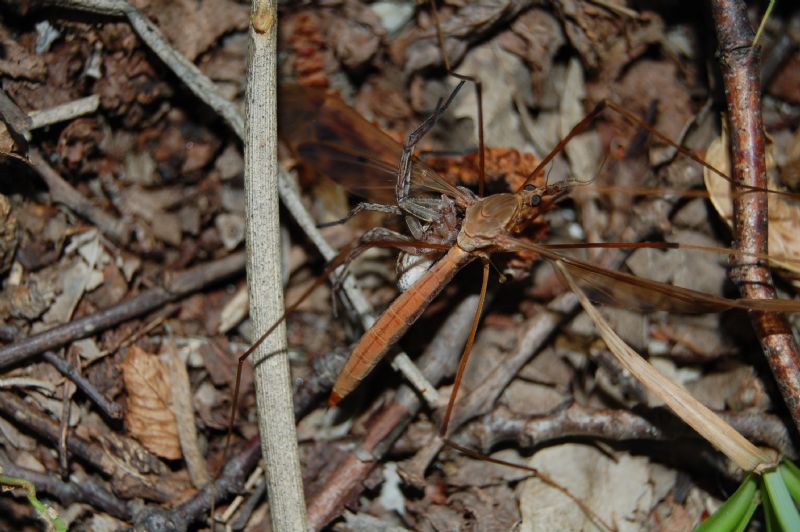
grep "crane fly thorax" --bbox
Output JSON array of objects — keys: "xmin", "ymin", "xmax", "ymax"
[
  {"xmin": 457, "ymin": 193, "xmax": 520, "ymax": 252},
  {"xmin": 457, "ymin": 182, "xmax": 568, "ymax": 252}
]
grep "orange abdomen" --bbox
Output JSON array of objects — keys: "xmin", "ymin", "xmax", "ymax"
[{"xmin": 329, "ymin": 245, "xmax": 474, "ymax": 405}]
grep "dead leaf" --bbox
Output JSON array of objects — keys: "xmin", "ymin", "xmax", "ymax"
[
  {"xmin": 0, "ymin": 194, "xmax": 18, "ymax": 275},
  {"xmin": 164, "ymin": 340, "xmax": 209, "ymax": 487},
  {"xmin": 704, "ymin": 125, "xmax": 800, "ymax": 276},
  {"xmin": 122, "ymin": 346, "xmax": 181, "ymax": 460},
  {"xmin": 137, "ymin": 0, "xmax": 249, "ymax": 61},
  {"xmin": 519, "ymin": 444, "xmax": 653, "ymax": 532}
]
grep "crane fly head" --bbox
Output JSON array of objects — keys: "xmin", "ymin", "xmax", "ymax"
[
  {"xmin": 499, "ymin": 180, "xmax": 573, "ymax": 239},
  {"xmin": 520, "ymin": 180, "xmax": 571, "ymax": 213}
]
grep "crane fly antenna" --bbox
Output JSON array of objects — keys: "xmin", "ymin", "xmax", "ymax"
[{"xmin": 518, "ymin": 102, "xmax": 608, "ymax": 192}]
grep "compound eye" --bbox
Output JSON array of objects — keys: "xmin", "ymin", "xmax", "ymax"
[
  {"xmin": 523, "ymin": 184, "xmax": 536, "ymax": 192},
  {"xmin": 530, "ymin": 194, "xmax": 542, "ymax": 207}
]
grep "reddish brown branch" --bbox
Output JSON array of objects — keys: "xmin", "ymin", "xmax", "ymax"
[
  {"xmin": 711, "ymin": 0, "xmax": 800, "ymax": 434},
  {"xmin": 306, "ymin": 295, "xmax": 480, "ymax": 530}
]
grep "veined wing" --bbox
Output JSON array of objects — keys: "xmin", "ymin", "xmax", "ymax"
[
  {"xmin": 295, "ymin": 141, "xmax": 397, "ymax": 203},
  {"xmin": 280, "ymin": 85, "xmax": 470, "ymax": 205},
  {"xmin": 496, "ymin": 235, "xmax": 800, "ymax": 314}
]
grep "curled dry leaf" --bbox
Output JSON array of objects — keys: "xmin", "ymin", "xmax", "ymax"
[
  {"xmin": 704, "ymin": 125, "xmax": 800, "ymax": 276},
  {"xmin": 0, "ymin": 194, "xmax": 18, "ymax": 275},
  {"xmin": 122, "ymin": 346, "xmax": 181, "ymax": 460}
]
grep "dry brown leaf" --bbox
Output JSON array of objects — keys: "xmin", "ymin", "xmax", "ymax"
[
  {"xmin": 136, "ymin": 0, "xmax": 249, "ymax": 61},
  {"xmin": 122, "ymin": 346, "xmax": 181, "ymax": 460},
  {"xmin": 704, "ymin": 125, "xmax": 800, "ymax": 275},
  {"xmin": 519, "ymin": 444, "xmax": 653, "ymax": 532},
  {"xmin": 164, "ymin": 340, "xmax": 209, "ymax": 487}
]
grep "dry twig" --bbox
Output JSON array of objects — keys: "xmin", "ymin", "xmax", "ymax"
[
  {"xmin": 711, "ymin": 0, "xmax": 800, "ymax": 435},
  {"xmin": 0, "ymin": 252, "xmax": 245, "ymax": 369},
  {"xmin": 242, "ymin": 1, "xmax": 307, "ymax": 529}
]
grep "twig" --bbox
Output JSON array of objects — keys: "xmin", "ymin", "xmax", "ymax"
[
  {"xmin": 711, "ymin": 0, "xmax": 800, "ymax": 435},
  {"xmin": 42, "ymin": 351, "xmax": 122, "ymax": 420},
  {"xmin": 228, "ymin": 479, "xmax": 266, "ymax": 530},
  {"xmin": 0, "ymin": 392, "xmax": 175, "ymax": 501},
  {"xmin": 28, "ymin": 95, "xmax": 100, "ymax": 130},
  {"xmin": 133, "ymin": 436, "xmax": 262, "ymax": 532},
  {"xmin": 0, "ymin": 87, "xmax": 32, "ymax": 134},
  {"xmin": 29, "ymin": 150, "xmax": 132, "ymax": 246},
  {"xmin": 242, "ymin": 1, "xmax": 306, "ymax": 529},
  {"xmin": 216, "ymin": 465, "xmax": 264, "ymax": 526},
  {"xmin": 166, "ymin": 339, "xmax": 210, "ymax": 488},
  {"xmin": 306, "ymin": 294, "xmax": 479, "ymax": 530},
  {"xmin": 466, "ymin": 403, "xmax": 796, "ymax": 459},
  {"xmin": 0, "ymin": 252, "xmax": 245, "ymax": 369},
  {"xmin": 57, "ymin": 351, "xmax": 77, "ymax": 476},
  {"xmin": 0, "ymin": 457, "xmax": 132, "ymax": 521}
]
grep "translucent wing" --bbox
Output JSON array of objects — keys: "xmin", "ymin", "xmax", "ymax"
[
  {"xmin": 497, "ymin": 235, "xmax": 800, "ymax": 314},
  {"xmin": 280, "ymin": 85, "xmax": 468, "ymax": 204},
  {"xmin": 295, "ymin": 141, "xmax": 397, "ymax": 203}
]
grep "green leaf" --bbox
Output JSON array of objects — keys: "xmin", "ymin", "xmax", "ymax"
[
  {"xmin": 762, "ymin": 468, "xmax": 800, "ymax": 532},
  {"xmin": 778, "ymin": 460, "xmax": 800, "ymax": 503},
  {"xmin": 696, "ymin": 474, "xmax": 758, "ymax": 532}
]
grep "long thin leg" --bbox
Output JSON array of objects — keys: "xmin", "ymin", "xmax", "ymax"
[
  {"xmin": 441, "ymin": 440, "xmax": 614, "ymax": 531},
  {"xmin": 317, "ymin": 202, "xmax": 403, "ymax": 228},
  {"xmin": 518, "ymin": 101, "xmax": 609, "ymax": 190},
  {"xmin": 396, "ymin": 80, "xmax": 466, "ymax": 210},
  {"xmin": 519, "ymin": 98, "xmax": 800, "ymax": 201},
  {"xmin": 328, "ymin": 227, "xmax": 447, "ymax": 292},
  {"xmin": 439, "ymin": 258, "xmax": 490, "ymax": 437},
  {"xmin": 429, "ymin": 0, "xmax": 486, "ymax": 197}
]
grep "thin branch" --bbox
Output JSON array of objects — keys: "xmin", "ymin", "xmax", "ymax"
[
  {"xmin": 243, "ymin": 1, "xmax": 307, "ymax": 530},
  {"xmin": 711, "ymin": 0, "xmax": 800, "ymax": 435},
  {"xmin": 0, "ymin": 252, "xmax": 245, "ymax": 369},
  {"xmin": 42, "ymin": 351, "xmax": 122, "ymax": 420},
  {"xmin": 29, "ymin": 150, "xmax": 132, "ymax": 246},
  {"xmin": 466, "ymin": 404, "xmax": 796, "ymax": 460},
  {"xmin": 28, "ymin": 95, "xmax": 100, "ymax": 130},
  {"xmin": 0, "ymin": 458, "xmax": 132, "ymax": 521},
  {"xmin": 0, "ymin": 392, "xmax": 174, "ymax": 502},
  {"xmin": 133, "ymin": 437, "xmax": 262, "ymax": 532}
]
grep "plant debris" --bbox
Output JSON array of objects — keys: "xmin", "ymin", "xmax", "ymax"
[{"xmin": 0, "ymin": 1, "xmax": 798, "ymax": 530}]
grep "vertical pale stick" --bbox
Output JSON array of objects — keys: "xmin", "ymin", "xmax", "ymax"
[{"xmin": 243, "ymin": 1, "xmax": 307, "ymax": 529}]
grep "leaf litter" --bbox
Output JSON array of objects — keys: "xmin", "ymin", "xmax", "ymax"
[{"xmin": 0, "ymin": 1, "xmax": 797, "ymax": 530}]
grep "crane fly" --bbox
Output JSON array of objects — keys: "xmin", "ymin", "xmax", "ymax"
[{"xmin": 221, "ymin": 81, "xmax": 800, "ymax": 461}]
